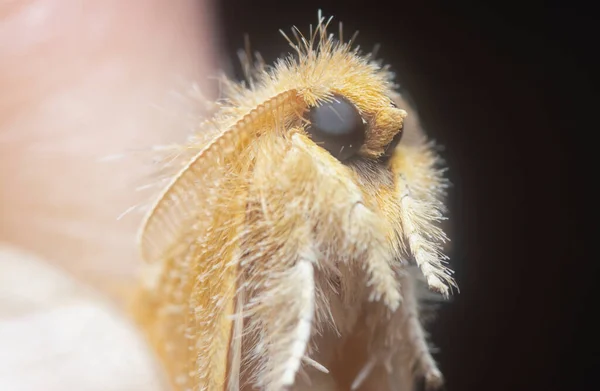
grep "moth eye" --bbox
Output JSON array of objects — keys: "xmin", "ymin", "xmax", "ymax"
[
  {"xmin": 306, "ymin": 94, "xmax": 366, "ymax": 161},
  {"xmin": 381, "ymin": 125, "xmax": 403, "ymax": 161}
]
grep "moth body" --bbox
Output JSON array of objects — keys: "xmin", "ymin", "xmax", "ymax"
[{"xmin": 134, "ymin": 13, "xmax": 456, "ymax": 391}]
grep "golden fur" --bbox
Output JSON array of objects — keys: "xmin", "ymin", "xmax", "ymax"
[{"xmin": 133, "ymin": 12, "xmax": 456, "ymax": 391}]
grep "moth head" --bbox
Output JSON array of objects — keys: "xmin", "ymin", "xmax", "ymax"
[
  {"xmin": 284, "ymin": 42, "xmax": 407, "ymax": 162},
  {"xmin": 302, "ymin": 92, "xmax": 406, "ymax": 162},
  {"xmin": 223, "ymin": 15, "xmax": 408, "ymax": 164}
]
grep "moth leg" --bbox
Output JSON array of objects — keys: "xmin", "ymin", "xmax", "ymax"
[
  {"xmin": 397, "ymin": 271, "xmax": 444, "ymax": 389},
  {"xmin": 351, "ymin": 271, "xmax": 442, "ymax": 391},
  {"xmin": 238, "ymin": 132, "xmax": 320, "ymax": 390},
  {"xmin": 291, "ymin": 132, "xmax": 401, "ymax": 311},
  {"xmin": 349, "ymin": 202, "xmax": 402, "ymax": 312},
  {"xmin": 246, "ymin": 257, "xmax": 316, "ymax": 391},
  {"xmin": 393, "ymin": 142, "xmax": 456, "ymax": 297}
]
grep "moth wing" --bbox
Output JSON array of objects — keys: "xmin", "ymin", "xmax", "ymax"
[
  {"xmin": 135, "ymin": 90, "xmax": 301, "ymax": 391},
  {"xmin": 133, "ymin": 154, "xmax": 244, "ymax": 391}
]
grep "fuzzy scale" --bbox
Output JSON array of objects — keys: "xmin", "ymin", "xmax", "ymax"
[{"xmin": 134, "ymin": 13, "xmax": 456, "ymax": 391}]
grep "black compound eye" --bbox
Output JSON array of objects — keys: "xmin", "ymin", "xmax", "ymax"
[
  {"xmin": 306, "ymin": 94, "xmax": 366, "ymax": 161},
  {"xmin": 381, "ymin": 125, "xmax": 403, "ymax": 162}
]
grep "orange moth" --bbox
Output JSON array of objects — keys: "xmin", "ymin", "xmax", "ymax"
[{"xmin": 133, "ymin": 11, "xmax": 457, "ymax": 391}]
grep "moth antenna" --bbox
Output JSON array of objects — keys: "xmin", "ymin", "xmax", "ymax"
[
  {"xmin": 339, "ymin": 21, "xmax": 343, "ymax": 42},
  {"xmin": 139, "ymin": 90, "xmax": 299, "ymax": 264}
]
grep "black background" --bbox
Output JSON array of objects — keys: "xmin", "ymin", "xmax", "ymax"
[{"xmin": 215, "ymin": 2, "xmax": 594, "ymax": 390}]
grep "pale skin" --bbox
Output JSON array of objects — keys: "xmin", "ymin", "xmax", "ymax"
[{"xmin": 0, "ymin": 1, "xmax": 216, "ymax": 390}]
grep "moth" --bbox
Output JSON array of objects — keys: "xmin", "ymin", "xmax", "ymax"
[{"xmin": 133, "ymin": 12, "xmax": 457, "ymax": 391}]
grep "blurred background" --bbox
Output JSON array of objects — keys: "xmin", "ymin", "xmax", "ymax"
[{"xmin": 0, "ymin": 1, "xmax": 593, "ymax": 391}]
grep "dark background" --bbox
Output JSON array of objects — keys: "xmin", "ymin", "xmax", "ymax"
[{"xmin": 216, "ymin": 2, "xmax": 594, "ymax": 390}]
